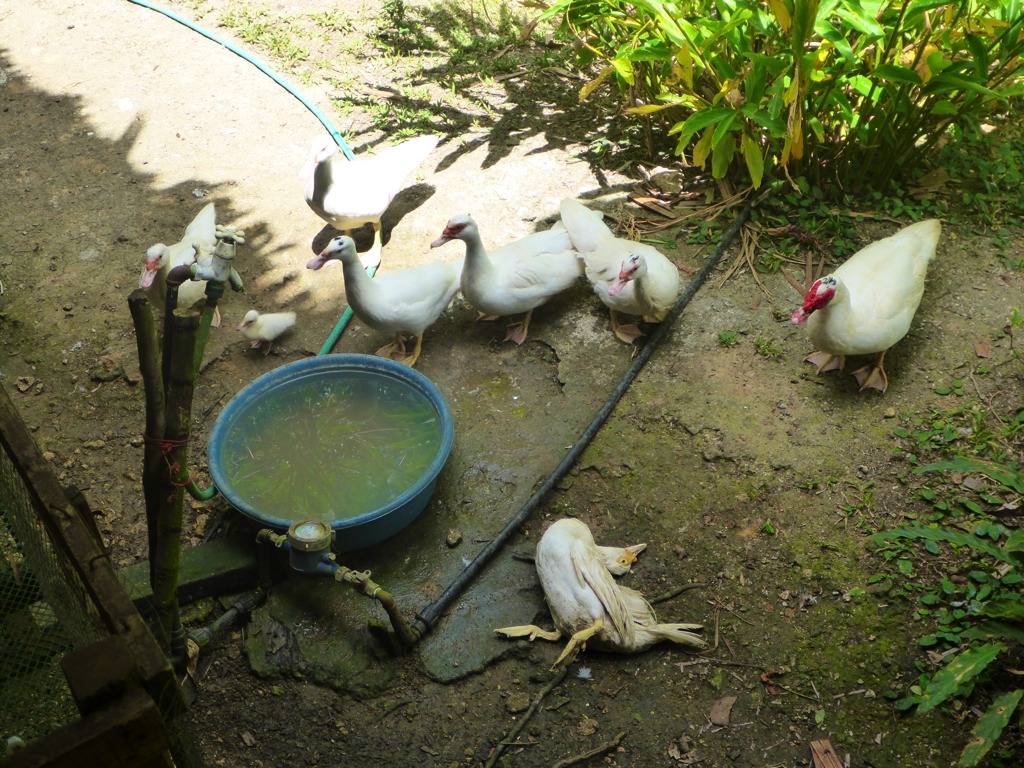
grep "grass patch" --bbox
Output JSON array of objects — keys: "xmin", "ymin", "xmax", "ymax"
[{"xmin": 218, "ymin": 4, "xmax": 309, "ymax": 65}]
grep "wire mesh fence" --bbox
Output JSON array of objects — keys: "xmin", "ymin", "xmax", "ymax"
[
  {"xmin": 0, "ymin": 429, "xmax": 107, "ymax": 744},
  {"xmin": 0, "ymin": 382, "xmax": 201, "ymax": 766}
]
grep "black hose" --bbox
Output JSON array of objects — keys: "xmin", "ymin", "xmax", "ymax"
[{"xmin": 412, "ymin": 200, "xmax": 754, "ymax": 636}]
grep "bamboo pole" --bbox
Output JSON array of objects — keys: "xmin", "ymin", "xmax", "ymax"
[
  {"xmin": 193, "ymin": 280, "xmax": 225, "ymax": 376},
  {"xmin": 127, "ymin": 289, "xmax": 166, "ymax": 590},
  {"xmin": 150, "ymin": 312, "xmax": 200, "ymax": 660}
]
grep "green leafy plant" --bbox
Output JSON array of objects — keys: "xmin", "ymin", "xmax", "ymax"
[
  {"xmin": 542, "ymin": 0, "xmax": 1024, "ymax": 193},
  {"xmin": 875, "ymin": 514, "xmax": 1024, "ymax": 767},
  {"xmin": 874, "ymin": 422, "xmax": 1024, "ymax": 766},
  {"xmin": 753, "ymin": 337, "xmax": 781, "ymax": 357},
  {"xmin": 717, "ymin": 329, "xmax": 740, "ymax": 347},
  {"xmin": 309, "ymin": 10, "xmax": 355, "ymax": 34},
  {"xmin": 934, "ymin": 379, "xmax": 966, "ymax": 397}
]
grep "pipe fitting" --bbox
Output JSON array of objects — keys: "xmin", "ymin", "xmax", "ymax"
[
  {"xmin": 256, "ymin": 527, "xmax": 287, "ymax": 548},
  {"xmin": 194, "ymin": 226, "xmax": 245, "ymax": 289}
]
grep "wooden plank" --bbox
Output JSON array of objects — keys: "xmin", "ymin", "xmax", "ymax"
[
  {"xmin": 118, "ymin": 533, "xmax": 260, "ymax": 607},
  {"xmin": 810, "ymin": 738, "xmax": 844, "ymax": 768},
  {"xmin": 62, "ymin": 636, "xmax": 138, "ymax": 715},
  {"xmin": 1, "ymin": 687, "xmax": 174, "ymax": 768}
]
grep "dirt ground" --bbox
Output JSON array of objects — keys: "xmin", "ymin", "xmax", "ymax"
[{"xmin": 2, "ymin": 1, "xmax": 1023, "ymax": 767}]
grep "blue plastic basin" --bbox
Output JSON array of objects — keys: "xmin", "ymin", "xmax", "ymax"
[{"xmin": 208, "ymin": 355, "xmax": 454, "ymax": 551}]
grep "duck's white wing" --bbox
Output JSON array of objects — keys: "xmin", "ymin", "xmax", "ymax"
[
  {"xmin": 182, "ymin": 202, "xmax": 217, "ymax": 250},
  {"xmin": 569, "ymin": 538, "xmax": 633, "ymax": 642}
]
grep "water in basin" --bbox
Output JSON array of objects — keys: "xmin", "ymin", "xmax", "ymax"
[{"xmin": 216, "ymin": 370, "xmax": 443, "ymax": 525}]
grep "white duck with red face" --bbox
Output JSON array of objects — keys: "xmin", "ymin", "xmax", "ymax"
[
  {"xmin": 559, "ymin": 198, "xmax": 680, "ymax": 344},
  {"xmin": 791, "ymin": 218, "xmax": 941, "ymax": 393},
  {"xmin": 430, "ymin": 214, "xmax": 582, "ymax": 345},
  {"xmin": 140, "ymin": 202, "xmax": 219, "ymax": 320}
]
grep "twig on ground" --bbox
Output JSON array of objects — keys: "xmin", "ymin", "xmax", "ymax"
[
  {"xmin": 382, "ymin": 698, "xmax": 414, "ymax": 719},
  {"xmin": 484, "ymin": 668, "xmax": 568, "ymax": 768},
  {"xmin": 810, "ymin": 738, "xmax": 844, "ymax": 768},
  {"xmin": 550, "ymin": 730, "xmax": 627, "ymax": 768},
  {"xmin": 707, "ymin": 597, "xmax": 755, "ymax": 626},
  {"xmin": 781, "ymin": 265, "xmax": 807, "ymax": 296},
  {"xmin": 677, "ymin": 658, "xmax": 769, "ymax": 671},
  {"xmin": 649, "ymin": 582, "xmax": 708, "ymax": 605},
  {"xmin": 719, "ymin": 221, "xmax": 770, "ymax": 297},
  {"xmin": 633, "ymin": 187, "xmax": 753, "ymax": 233}
]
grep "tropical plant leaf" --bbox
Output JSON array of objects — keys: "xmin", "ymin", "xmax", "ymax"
[
  {"xmin": 675, "ymin": 107, "xmax": 738, "ymax": 150},
  {"xmin": 917, "ymin": 644, "xmax": 1005, "ymax": 714},
  {"xmin": 610, "ymin": 55, "xmax": 635, "ymax": 86},
  {"xmin": 872, "ymin": 63, "xmax": 923, "ymax": 85},
  {"xmin": 690, "ymin": 126, "xmax": 715, "ymax": 167},
  {"xmin": 916, "ymin": 458, "xmax": 1024, "ymax": 494},
  {"xmin": 741, "ymin": 132, "xmax": 765, "ymax": 188},
  {"xmin": 710, "ymin": 110, "xmax": 739, "ymax": 147},
  {"xmin": 964, "ymin": 35, "xmax": 990, "ymax": 78},
  {"xmin": 625, "ymin": 103, "xmax": 675, "ymax": 115},
  {"xmin": 962, "ymin": 620, "xmax": 1024, "ymax": 645},
  {"xmin": 871, "ymin": 526, "xmax": 1010, "ymax": 564},
  {"xmin": 767, "ymin": 0, "xmax": 792, "ymax": 34},
  {"xmin": 959, "ymin": 689, "xmax": 1024, "ymax": 767},
  {"xmin": 711, "ymin": 132, "xmax": 736, "ymax": 178},
  {"xmin": 579, "ymin": 65, "xmax": 615, "ymax": 103},
  {"xmin": 980, "ymin": 599, "xmax": 1024, "ymax": 623},
  {"xmin": 924, "ymin": 72, "xmax": 1000, "ymax": 99}
]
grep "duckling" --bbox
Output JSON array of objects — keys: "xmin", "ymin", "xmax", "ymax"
[{"xmin": 237, "ymin": 310, "xmax": 296, "ymax": 355}]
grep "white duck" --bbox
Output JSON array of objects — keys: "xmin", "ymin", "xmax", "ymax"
[
  {"xmin": 597, "ymin": 539, "xmax": 647, "ymax": 575},
  {"xmin": 496, "ymin": 519, "xmax": 705, "ymax": 670},
  {"xmin": 237, "ymin": 310, "xmax": 296, "ymax": 355},
  {"xmin": 307, "ymin": 235, "xmax": 463, "ymax": 367},
  {"xmin": 430, "ymin": 215, "xmax": 583, "ymax": 345},
  {"xmin": 559, "ymin": 197, "xmax": 681, "ymax": 343},
  {"xmin": 140, "ymin": 202, "xmax": 220, "ymax": 323},
  {"xmin": 302, "ymin": 134, "xmax": 439, "ymax": 269},
  {"xmin": 791, "ymin": 219, "xmax": 941, "ymax": 393}
]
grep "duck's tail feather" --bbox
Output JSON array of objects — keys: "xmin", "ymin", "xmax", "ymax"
[{"xmin": 645, "ymin": 622, "xmax": 706, "ymax": 649}]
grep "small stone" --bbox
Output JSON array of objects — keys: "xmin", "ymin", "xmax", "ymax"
[
  {"xmin": 505, "ymin": 692, "xmax": 530, "ymax": 714},
  {"xmin": 883, "ymin": 407, "xmax": 897, "ymax": 418},
  {"xmin": 89, "ymin": 354, "xmax": 124, "ymax": 382},
  {"xmin": 83, "ymin": 440, "xmax": 105, "ymax": 449},
  {"xmin": 15, "ymin": 376, "xmax": 34, "ymax": 392},
  {"xmin": 445, "ymin": 529, "xmax": 463, "ymax": 547}
]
